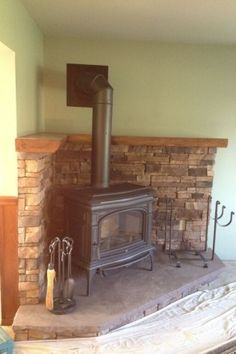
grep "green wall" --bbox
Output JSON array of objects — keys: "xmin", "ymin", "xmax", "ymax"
[
  {"xmin": 44, "ymin": 37, "xmax": 236, "ymax": 260},
  {"xmin": 0, "ymin": 0, "xmax": 44, "ymax": 135}
]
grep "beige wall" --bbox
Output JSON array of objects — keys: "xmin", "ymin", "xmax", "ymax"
[
  {"xmin": 0, "ymin": 0, "xmax": 44, "ymax": 136},
  {"xmin": 43, "ymin": 37, "xmax": 236, "ymax": 259}
]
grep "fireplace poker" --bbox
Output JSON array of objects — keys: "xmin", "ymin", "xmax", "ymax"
[{"xmin": 62, "ymin": 237, "xmax": 74, "ymax": 300}]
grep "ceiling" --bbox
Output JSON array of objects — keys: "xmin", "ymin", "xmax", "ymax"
[{"xmin": 21, "ymin": 0, "xmax": 236, "ymax": 44}]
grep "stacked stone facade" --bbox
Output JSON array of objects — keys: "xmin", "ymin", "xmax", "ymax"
[
  {"xmin": 53, "ymin": 143, "xmax": 215, "ymax": 250},
  {"xmin": 17, "ymin": 142, "xmax": 216, "ymax": 304},
  {"xmin": 17, "ymin": 153, "xmax": 53, "ymax": 305}
]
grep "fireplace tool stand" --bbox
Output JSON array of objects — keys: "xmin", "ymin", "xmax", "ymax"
[
  {"xmin": 46, "ymin": 236, "xmax": 76, "ymax": 314},
  {"xmin": 164, "ymin": 196, "xmax": 234, "ymax": 268}
]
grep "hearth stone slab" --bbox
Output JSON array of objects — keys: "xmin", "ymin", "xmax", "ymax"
[{"xmin": 13, "ymin": 250, "xmax": 224, "ymax": 341}]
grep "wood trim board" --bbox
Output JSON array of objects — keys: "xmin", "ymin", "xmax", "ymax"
[
  {"xmin": 0, "ymin": 196, "xmax": 19, "ymax": 325},
  {"xmin": 15, "ymin": 133, "xmax": 228, "ymax": 153}
]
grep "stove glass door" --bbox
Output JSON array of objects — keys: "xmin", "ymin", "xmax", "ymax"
[{"xmin": 99, "ymin": 209, "xmax": 143, "ymax": 252}]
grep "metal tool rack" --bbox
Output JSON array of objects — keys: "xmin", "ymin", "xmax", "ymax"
[
  {"xmin": 164, "ymin": 196, "xmax": 234, "ymax": 268},
  {"xmin": 47, "ymin": 236, "xmax": 76, "ymax": 314}
]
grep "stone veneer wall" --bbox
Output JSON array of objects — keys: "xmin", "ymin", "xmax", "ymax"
[
  {"xmin": 17, "ymin": 142, "xmax": 216, "ymax": 305},
  {"xmin": 52, "ymin": 143, "xmax": 216, "ymax": 250},
  {"xmin": 17, "ymin": 153, "xmax": 53, "ymax": 305}
]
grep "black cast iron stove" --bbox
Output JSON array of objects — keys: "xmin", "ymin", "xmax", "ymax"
[{"xmin": 66, "ymin": 64, "xmax": 155, "ymax": 295}]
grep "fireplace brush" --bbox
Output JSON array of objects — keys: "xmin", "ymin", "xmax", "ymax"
[{"xmin": 46, "ymin": 236, "xmax": 76, "ymax": 314}]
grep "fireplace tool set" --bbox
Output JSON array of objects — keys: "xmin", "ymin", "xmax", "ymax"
[
  {"xmin": 46, "ymin": 236, "xmax": 76, "ymax": 314},
  {"xmin": 164, "ymin": 196, "xmax": 235, "ymax": 268}
]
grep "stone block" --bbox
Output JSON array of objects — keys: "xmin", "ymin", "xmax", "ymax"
[
  {"xmin": 25, "ymin": 226, "xmax": 42, "ymax": 243},
  {"xmin": 170, "ymin": 153, "xmax": 189, "ymax": 161},
  {"xmin": 18, "ymin": 246, "xmax": 40, "ymax": 259},
  {"xmin": 126, "ymin": 152, "xmax": 154, "ymax": 162},
  {"xmin": 185, "ymin": 202, "xmax": 208, "ymax": 210},
  {"xmin": 18, "ymin": 258, "xmax": 25, "ymax": 269},
  {"xmin": 14, "ymin": 331, "xmax": 29, "ymax": 341},
  {"xmin": 28, "ymin": 329, "xmax": 56, "ymax": 340},
  {"xmin": 26, "ymin": 289, "xmax": 40, "ymax": 298},
  {"xmin": 111, "ymin": 172, "xmax": 137, "ymax": 183},
  {"xmin": 200, "ymin": 159, "xmax": 215, "ymax": 166},
  {"xmin": 19, "ymin": 210, "xmax": 42, "ymax": 217},
  {"xmin": 18, "ymin": 177, "xmax": 41, "ymax": 188},
  {"xmin": 26, "ymin": 191, "xmax": 45, "ymax": 206},
  {"xmin": 25, "ymin": 298, "xmax": 40, "ymax": 305},
  {"xmin": 18, "ymin": 228, "xmax": 25, "ymax": 243},
  {"xmin": 167, "ymin": 147, "xmax": 190, "ymax": 153},
  {"xmin": 177, "ymin": 191, "xmax": 192, "ymax": 199},
  {"xmin": 18, "ymin": 198, "xmax": 25, "ymax": 211},
  {"xmin": 207, "ymin": 169, "xmax": 214, "ymax": 177},
  {"xmin": 18, "ymin": 152, "xmax": 48, "ymax": 160},
  {"xmin": 18, "ymin": 269, "xmax": 25, "ymax": 275},
  {"xmin": 18, "ymin": 215, "xmax": 41, "ymax": 227},
  {"xmin": 26, "ymin": 269, "xmax": 39, "ymax": 275},
  {"xmin": 188, "ymin": 154, "xmax": 206, "ymax": 161},
  {"xmin": 55, "ymin": 162, "xmax": 71, "ymax": 173},
  {"xmin": 175, "ymin": 209, "xmax": 202, "ymax": 220},
  {"xmin": 161, "ymin": 166, "xmax": 188, "ymax": 176},
  {"xmin": 18, "ymin": 186, "xmax": 41, "ymax": 194},
  {"xmin": 136, "ymin": 174, "xmax": 151, "ymax": 185},
  {"xmin": 191, "ymin": 192, "xmax": 204, "ymax": 199},
  {"xmin": 152, "ymin": 176, "xmax": 180, "ymax": 183},
  {"xmin": 111, "ymin": 152, "xmax": 126, "ymax": 162},
  {"xmin": 80, "ymin": 161, "xmax": 91, "ymax": 172},
  {"xmin": 152, "ymin": 153, "xmax": 170, "ymax": 162},
  {"xmin": 25, "ymin": 159, "xmax": 46, "ymax": 173},
  {"xmin": 25, "ymin": 205, "xmax": 41, "ymax": 211},
  {"xmin": 19, "ymin": 275, "xmax": 26, "ymax": 282},
  {"xmin": 18, "ymin": 168, "xmax": 25, "ymax": 177},
  {"xmin": 19, "ymin": 282, "xmax": 39, "ymax": 291},
  {"xmin": 111, "ymin": 144, "xmax": 129, "ymax": 152},
  {"xmin": 188, "ymin": 168, "xmax": 207, "ymax": 176},
  {"xmin": 56, "ymin": 330, "xmax": 73, "ymax": 339},
  {"xmin": 26, "ymin": 259, "xmax": 38, "ymax": 270},
  {"xmin": 19, "ymin": 296, "xmax": 27, "ymax": 305},
  {"xmin": 208, "ymin": 147, "xmax": 217, "ymax": 153},
  {"xmin": 112, "ymin": 162, "xmax": 145, "ymax": 173},
  {"xmin": 145, "ymin": 163, "xmax": 161, "ymax": 173},
  {"xmin": 128, "ymin": 145, "xmax": 148, "ymax": 153},
  {"xmin": 144, "ymin": 304, "xmax": 159, "ymax": 316},
  {"xmin": 17, "ymin": 159, "xmax": 25, "ymax": 168},
  {"xmin": 196, "ymin": 181, "xmax": 213, "ymax": 188}
]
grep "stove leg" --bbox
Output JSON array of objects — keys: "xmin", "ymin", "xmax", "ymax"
[
  {"xmin": 149, "ymin": 252, "xmax": 153, "ymax": 271},
  {"xmin": 86, "ymin": 269, "xmax": 96, "ymax": 296}
]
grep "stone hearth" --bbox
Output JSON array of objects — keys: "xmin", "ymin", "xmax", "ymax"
[{"xmin": 13, "ymin": 251, "xmax": 224, "ymax": 340}]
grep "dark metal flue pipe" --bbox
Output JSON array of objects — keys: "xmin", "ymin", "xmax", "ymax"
[{"xmin": 89, "ymin": 74, "xmax": 113, "ymax": 188}]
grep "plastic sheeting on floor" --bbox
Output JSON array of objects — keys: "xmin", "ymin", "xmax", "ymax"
[{"xmin": 14, "ymin": 282, "xmax": 236, "ymax": 354}]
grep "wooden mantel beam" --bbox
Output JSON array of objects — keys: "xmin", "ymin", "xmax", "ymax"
[{"xmin": 15, "ymin": 133, "xmax": 228, "ymax": 153}]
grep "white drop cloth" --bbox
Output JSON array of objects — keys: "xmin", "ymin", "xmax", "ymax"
[{"xmin": 14, "ymin": 282, "xmax": 236, "ymax": 354}]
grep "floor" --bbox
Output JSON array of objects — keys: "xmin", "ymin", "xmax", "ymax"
[{"xmin": 13, "ymin": 250, "xmax": 229, "ymax": 340}]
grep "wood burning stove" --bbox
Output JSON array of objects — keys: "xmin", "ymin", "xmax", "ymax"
[
  {"xmin": 65, "ymin": 183, "xmax": 154, "ymax": 295},
  {"xmin": 66, "ymin": 64, "xmax": 155, "ymax": 295}
]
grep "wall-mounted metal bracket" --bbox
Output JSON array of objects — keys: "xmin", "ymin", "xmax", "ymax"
[{"xmin": 67, "ymin": 63, "xmax": 108, "ymax": 107}]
